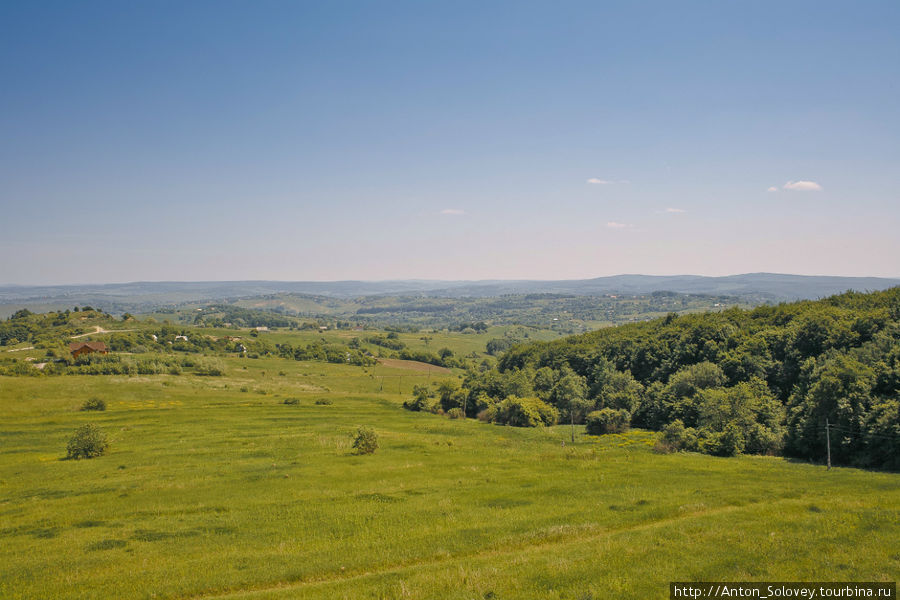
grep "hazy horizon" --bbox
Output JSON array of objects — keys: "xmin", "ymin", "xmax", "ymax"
[
  {"xmin": 2, "ymin": 2, "xmax": 898, "ymax": 285},
  {"xmin": 3, "ymin": 271, "xmax": 900, "ymax": 289}
]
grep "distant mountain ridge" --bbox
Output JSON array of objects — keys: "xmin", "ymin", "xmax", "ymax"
[
  {"xmin": 429, "ymin": 273, "xmax": 900, "ymax": 299},
  {"xmin": 0, "ymin": 274, "xmax": 898, "ymax": 315}
]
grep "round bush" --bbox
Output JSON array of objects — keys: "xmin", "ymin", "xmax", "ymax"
[
  {"xmin": 66, "ymin": 424, "xmax": 108, "ymax": 459},
  {"xmin": 585, "ymin": 408, "xmax": 631, "ymax": 435},
  {"xmin": 446, "ymin": 407, "xmax": 465, "ymax": 419},
  {"xmin": 80, "ymin": 397, "xmax": 106, "ymax": 411},
  {"xmin": 491, "ymin": 396, "xmax": 558, "ymax": 427},
  {"xmin": 403, "ymin": 395, "xmax": 429, "ymax": 412},
  {"xmin": 655, "ymin": 419, "xmax": 699, "ymax": 453},
  {"xmin": 701, "ymin": 422, "xmax": 746, "ymax": 457},
  {"xmin": 352, "ymin": 427, "xmax": 378, "ymax": 455}
]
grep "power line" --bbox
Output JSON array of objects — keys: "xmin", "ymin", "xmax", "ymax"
[{"xmin": 821, "ymin": 424, "xmax": 900, "ymax": 441}]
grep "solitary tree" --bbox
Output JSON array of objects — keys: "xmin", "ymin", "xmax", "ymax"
[
  {"xmin": 552, "ymin": 368, "xmax": 589, "ymax": 443},
  {"xmin": 437, "ymin": 380, "xmax": 458, "ymax": 411}
]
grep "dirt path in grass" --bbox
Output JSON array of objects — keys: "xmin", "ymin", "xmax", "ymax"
[
  {"xmin": 184, "ymin": 496, "xmax": 804, "ymax": 600},
  {"xmin": 70, "ymin": 326, "xmax": 136, "ymax": 338}
]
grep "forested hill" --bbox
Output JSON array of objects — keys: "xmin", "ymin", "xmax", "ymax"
[{"xmin": 467, "ymin": 287, "xmax": 900, "ymax": 470}]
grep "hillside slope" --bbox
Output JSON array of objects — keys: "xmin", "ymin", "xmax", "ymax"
[{"xmin": 462, "ymin": 288, "xmax": 900, "ymax": 470}]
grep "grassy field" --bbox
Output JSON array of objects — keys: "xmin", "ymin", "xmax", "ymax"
[{"xmin": 1, "ymin": 352, "xmax": 898, "ymax": 600}]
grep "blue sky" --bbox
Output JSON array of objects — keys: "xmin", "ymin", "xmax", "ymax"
[{"xmin": 1, "ymin": 1, "xmax": 898, "ymax": 284}]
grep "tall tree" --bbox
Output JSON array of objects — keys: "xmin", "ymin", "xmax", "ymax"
[{"xmin": 552, "ymin": 368, "xmax": 588, "ymax": 443}]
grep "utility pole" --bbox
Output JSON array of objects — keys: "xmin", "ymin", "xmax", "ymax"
[
  {"xmin": 398, "ymin": 375, "xmax": 402, "ymax": 395},
  {"xmin": 570, "ymin": 401, "xmax": 575, "ymax": 444},
  {"xmin": 826, "ymin": 419, "xmax": 832, "ymax": 470}
]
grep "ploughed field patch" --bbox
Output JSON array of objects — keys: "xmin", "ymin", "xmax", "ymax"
[{"xmin": 376, "ymin": 357, "xmax": 451, "ymax": 373}]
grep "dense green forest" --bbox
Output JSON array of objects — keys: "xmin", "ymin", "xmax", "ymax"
[{"xmin": 444, "ymin": 288, "xmax": 900, "ymax": 470}]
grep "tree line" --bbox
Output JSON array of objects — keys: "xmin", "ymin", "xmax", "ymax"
[{"xmin": 421, "ymin": 288, "xmax": 900, "ymax": 470}]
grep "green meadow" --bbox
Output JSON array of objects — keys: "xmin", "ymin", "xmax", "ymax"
[{"xmin": 1, "ymin": 352, "xmax": 898, "ymax": 600}]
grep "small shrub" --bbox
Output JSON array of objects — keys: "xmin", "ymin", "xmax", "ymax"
[
  {"xmin": 283, "ymin": 397, "xmax": 300, "ymax": 405},
  {"xmin": 447, "ymin": 407, "xmax": 465, "ymax": 419},
  {"xmin": 314, "ymin": 398, "xmax": 333, "ymax": 405},
  {"xmin": 477, "ymin": 408, "xmax": 495, "ymax": 422},
  {"xmin": 352, "ymin": 427, "xmax": 378, "ymax": 455},
  {"xmin": 80, "ymin": 397, "xmax": 106, "ymax": 412},
  {"xmin": 193, "ymin": 358, "xmax": 225, "ymax": 376},
  {"xmin": 491, "ymin": 396, "xmax": 558, "ymax": 427},
  {"xmin": 654, "ymin": 419, "xmax": 699, "ymax": 453},
  {"xmin": 66, "ymin": 424, "xmax": 108, "ymax": 459},
  {"xmin": 701, "ymin": 422, "xmax": 746, "ymax": 457},
  {"xmin": 402, "ymin": 393, "xmax": 429, "ymax": 412},
  {"xmin": 585, "ymin": 408, "xmax": 630, "ymax": 435}
]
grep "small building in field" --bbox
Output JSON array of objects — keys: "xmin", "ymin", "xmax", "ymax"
[{"xmin": 69, "ymin": 341, "xmax": 109, "ymax": 360}]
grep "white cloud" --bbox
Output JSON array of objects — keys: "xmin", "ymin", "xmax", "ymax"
[
  {"xmin": 440, "ymin": 208, "xmax": 465, "ymax": 215},
  {"xmin": 783, "ymin": 180, "xmax": 822, "ymax": 191},
  {"xmin": 587, "ymin": 178, "xmax": 630, "ymax": 185},
  {"xmin": 664, "ymin": 208, "xmax": 686, "ymax": 213},
  {"xmin": 767, "ymin": 186, "xmax": 779, "ymax": 192},
  {"xmin": 606, "ymin": 221, "xmax": 628, "ymax": 229}
]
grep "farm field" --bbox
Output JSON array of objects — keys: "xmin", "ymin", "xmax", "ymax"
[{"xmin": 1, "ymin": 352, "xmax": 898, "ymax": 600}]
